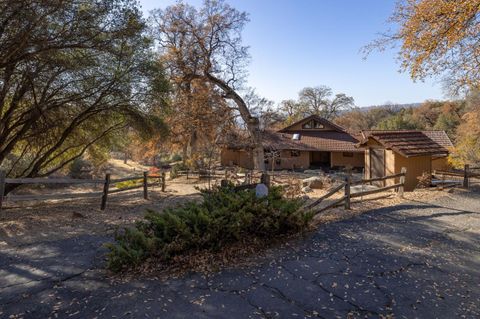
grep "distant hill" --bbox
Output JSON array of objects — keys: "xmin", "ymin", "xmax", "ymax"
[{"xmin": 357, "ymin": 103, "xmax": 422, "ymax": 112}]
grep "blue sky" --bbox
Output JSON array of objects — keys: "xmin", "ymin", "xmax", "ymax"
[{"xmin": 138, "ymin": 0, "xmax": 444, "ymax": 107}]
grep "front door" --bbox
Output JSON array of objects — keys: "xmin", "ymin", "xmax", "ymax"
[
  {"xmin": 310, "ymin": 151, "xmax": 331, "ymax": 168},
  {"xmin": 370, "ymin": 148, "xmax": 385, "ymax": 186}
]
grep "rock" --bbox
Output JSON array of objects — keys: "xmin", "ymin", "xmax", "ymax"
[
  {"xmin": 302, "ymin": 186, "xmax": 312, "ymax": 193},
  {"xmin": 304, "ymin": 169, "xmax": 323, "ymax": 175},
  {"xmin": 302, "ymin": 176, "xmax": 324, "ymax": 189},
  {"xmin": 255, "ymin": 183, "xmax": 269, "ymax": 198}
]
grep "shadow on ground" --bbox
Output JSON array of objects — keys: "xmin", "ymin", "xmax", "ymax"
[{"xmin": 1, "ymin": 193, "xmax": 479, "ymax": 318}]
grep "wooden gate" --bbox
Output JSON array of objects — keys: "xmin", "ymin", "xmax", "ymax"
[{"xmin": 370, "ymin": 149, "xmax": 385, "ymax": 187}]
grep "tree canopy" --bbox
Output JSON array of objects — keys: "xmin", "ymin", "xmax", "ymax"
[
  {"xmin": 0, "ymin": 0, "xmax": 169, "ymax": 185},
  {"xmin": 367, "ymin": 0, "xmax": 480, "ymax": 95},
  {"xmin": 151, "ymin": 0, "xmax": 266, "ymax": 170}
]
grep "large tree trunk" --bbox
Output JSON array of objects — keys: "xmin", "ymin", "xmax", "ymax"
[
  {"xmin": 182, "ymin": 143, "xmax": 188, "ymax": 165},
  {"xmin": 187, "ymin": 130, "xmax": 198, "ymax": 161},
  {"xmin": 205, "ymin": 73, "xmax": 265, "ymax": 171}
]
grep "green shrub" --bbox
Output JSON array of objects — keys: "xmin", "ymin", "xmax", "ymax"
[
  {"xmin": 106, "ymin": 185, "xmax": 312, "ymax": 272},
  {"xmin": 171, "ymin": 154, "xmax": 182, "ymax": 162},
  {"xmin": 115, "ymin": 178, "xmax": 142, "ymax": 190},
  {"xmin": 68, "ymin": 158, "xmax": 93, "ymax": 179},
  {"xmin": 170, "ymin": 162, "xmax": 189, "ymax": 179}
]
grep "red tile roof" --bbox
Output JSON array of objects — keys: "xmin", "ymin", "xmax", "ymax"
[
  {"xmin": 359, "ymin": 130, "xmax": 450, "ymax": 157},
  {"xmin": 278, "ymin": 115, "xmax": 346, "ymax": 133},
  {"xmin": 267, "ymin": 130, "xmax": 362, "ymax": 152},
  {"xmin": 421, "ymin": 130, "xmax": 453, "ymax": 149},
  {"xmin": 220, "ymin": 129, "xmax": 362, "ymax": 152}
]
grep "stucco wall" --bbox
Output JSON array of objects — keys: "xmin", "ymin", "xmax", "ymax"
[
  {"xmin": 220, "ymin": 149, "xmax": 254, "ymax": 169},
  {"xmin": 221, "ymin": 149, "xmax": 311, "ymax": 170},
  {"xmin": 265, "ymin": 150, "xmax": 310, "ymax": 170},
  {"xmin": 330, "ymin": 152, "xmax": 364, "ymax": 168}
]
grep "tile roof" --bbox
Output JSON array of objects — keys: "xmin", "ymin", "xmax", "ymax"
[
  {"xmin": 359, "ymin": 130, "xmax": 450, "ymax": 158},
  {"xmin": 267, "ymin": 130, "xmax": 362, "ymax": 152},
  {"xmin": 278, "ymin": 115, "xmax": 346, "ymax": 133},
  {"xmin": 220, "ymin": 129, "xmax": 362, "ymax": 152},
  {"xmin": 422, "ymin": 130, "xmax": 454, "ymax": 149}
]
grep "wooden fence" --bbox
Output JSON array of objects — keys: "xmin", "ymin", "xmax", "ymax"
[
  {"xmin": 0, "ymin": 171, "xmax": 166, "ymax": 212},
  {"xmin": 433, "ymin": 164, "xmax": 480, "ymax": 189},
  {"xmin": 175, "ymin": 169, "xmax": 225, "ymax": 179},
  {"xmin": 222, "ymin": 168, "xmax": 407, "ymax": 215},
  {"xmin": 303, "ymin": 167, "xmax": 407, "ymax": 214}
]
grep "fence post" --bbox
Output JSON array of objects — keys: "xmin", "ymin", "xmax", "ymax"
[
  {"xmin": 186, "ymin": 169, "xmax": 189, "ymax": 180},
  {"xmin": 143, "ymin": 171, "xmax": 148, "ymax": 199},
  {"xmin": 161, "ymin": 171, "xmax": 166, "ymax": 192},
  {"xmin": 463, "ymin": 164, "xmax": 469, "ymax": 189},
  {"xmin": 398, "ymin": 167, "xmax": 406, "ymax": 198},
  {"xmin": 260, "ymin": 173, "xmax": 270, "ymax": 188},
  {"xmin": 0, "ymin": 170, "xmax": 6, "ymax": 215},
  {"xmin": 344, "ymin": 176, "xmax": 351, "ymax": 210},
  {"xmin": 100, "ymin": 173, "xmax": 111, "ymax": 211}
]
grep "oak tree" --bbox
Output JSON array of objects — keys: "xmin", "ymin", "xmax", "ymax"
[
  {"xmin": 367, "ymin": 0, "xmax": 480, "ymax": 95},
  {"xmin": 0, "ymin": 0, "xmax": 169, "ymax": 193},
  {"xmin": 152, "ymin": 0, "xmax": 266, "ymax": 170}
]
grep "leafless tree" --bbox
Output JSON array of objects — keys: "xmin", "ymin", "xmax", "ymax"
[{"xmin": 298, "ymin": 86, "xmax": 354, "ymax": 119}]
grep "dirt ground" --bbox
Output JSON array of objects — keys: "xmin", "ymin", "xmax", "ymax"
[
  {"xmin": 1, "ymin": 178, "xmax": 478, "ymax": 318},
  {"xmin": 0, "ymin": 176, "xmax": 217, "ymax": 247},
  {"xmin": 0, "ymin": 161, "xmax": 455, "ymax": 249}
]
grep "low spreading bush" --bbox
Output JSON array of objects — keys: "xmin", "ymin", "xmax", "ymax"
[
  {"xmin": 106, "ymin": 185, "xmax": 312, "ymax": 272},
  {"xmin": 171, "ymin": 154, "xmax": 182, "ymax": 162},
  {"xmin": 115, "ymin": 179, "xmax": 142, "ymax": 190},
  {"xmin": 170, "ymin": 162, "xmax": 189, "ymax": 179}
]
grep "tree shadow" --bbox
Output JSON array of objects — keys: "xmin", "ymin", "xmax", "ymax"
[{"xmin": 1, "ymin": 197, "xmax": 479, "ymax": 318}]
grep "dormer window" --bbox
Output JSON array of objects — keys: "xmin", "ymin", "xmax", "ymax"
[{"xmin": 302, "ymin": 119, "xmax": 324, "ymax": 129}]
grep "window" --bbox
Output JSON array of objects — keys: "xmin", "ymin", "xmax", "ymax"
[
  {"xmin": 343, "ymin": 152, "xmax": 354, "ymax": 157},
  {"xmin": 302, "ymin": 120, "xmax": 324, "ymax": 129},
  {"xmin": 291, "ymin": 150, "xmax": 300, "ymax": 157},
  {"xmin": 275, "ymin": 158, "xmax": 281, "ymax": 165},
  {"xmin": 313, "ymin": 120, "xmax": 324, "ymax": 129}
]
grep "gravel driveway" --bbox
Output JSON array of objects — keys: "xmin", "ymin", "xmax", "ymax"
[{"xmin": 1, "ymin": 190, "xmax": 479, "ymax": 318}]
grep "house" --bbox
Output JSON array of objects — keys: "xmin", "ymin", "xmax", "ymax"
[
  {"xmin": 357, "ymin": 130, "xmax": 452, "ymax": 191},
  {"xmin": 220, "ymin": 115, "xmax": 364, "ymax": 170},
  {"xmin": 220, "ymin": 115, "xmax": 455, "ymax": 191}
]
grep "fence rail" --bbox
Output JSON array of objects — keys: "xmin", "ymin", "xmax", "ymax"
[
  {"xmin": 433, "ymin": 164, "xmax": 480, "ymax": 189},
  {"xmin": 0, "ymin": 170, "xmax": 167, "ymax": 212},
  {"xmin": 303, "ymin": 167, "xmax": 407, "ymax": 215},
  {"xmin": 4, "ymin": 178, "xmax": 104, "ymax": 184},
  {"xmin": 175, "ymin": 169, "xmax": 225, "ymax": 179}
]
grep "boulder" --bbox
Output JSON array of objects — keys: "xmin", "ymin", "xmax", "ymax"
[
  {"xmin": 255, "ymin": 183, "xmax": 269, "ymax": 198},
  {"xmin": 302, "ymin": 186, "xmax": 312, "ymax": 193},
  {"xmin": 302, "ymin": 176, "xmax": 324, "ymax": 189},
  {"xmin": 304, "ymin": 169, "xmax": 323, "ymax": 175}
]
